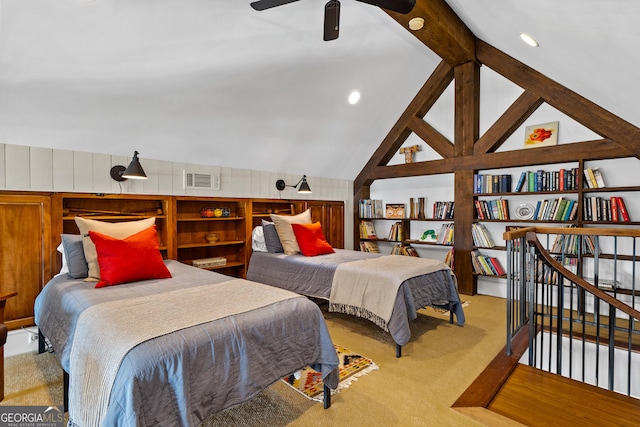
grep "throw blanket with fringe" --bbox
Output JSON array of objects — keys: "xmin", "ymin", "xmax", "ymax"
[
  {"xmin": 329, "ymin": 255, "xmax": 452, "ymax": 332},
  {"xmin": 68, "ymin": 279, "xmax": 296, "ymax": 427}
]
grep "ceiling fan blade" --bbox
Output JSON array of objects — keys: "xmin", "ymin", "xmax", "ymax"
[
  {"xmin": 355, "ymin": 0, "xmax": 415, "ymax": 14},
  {"xmin": 250, "ymin": 0, "xmax": 301, "ymax": 11},
  {"xmin": 323, "ymin": 0, "xmax": 340, "ymax": 41}
]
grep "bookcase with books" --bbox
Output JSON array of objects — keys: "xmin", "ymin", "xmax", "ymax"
[
  {"xmin": 580, "ymin": 159, "xmax": 639, "ymax": 225},
  {"xmin": 470, "ymin": 158, "xmax": 640, "ymax": 296},
  {"xmin": 357, "ymin": 194, "xmax": 460, "ymax": 256}
]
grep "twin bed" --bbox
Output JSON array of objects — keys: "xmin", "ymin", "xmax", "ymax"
[
  {"xmin": 35, "ymin": 260, "xmax": 339, "ymax": 425},
  {"xmin": 247, "ymin": 249, "xmax": 465, "ymax": 357}
]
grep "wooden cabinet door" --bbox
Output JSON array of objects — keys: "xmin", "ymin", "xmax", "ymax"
[
  {"xmin": 0, "ymin": 194, "xmax": 52, "ymax": 329},
  {"xmin": 326, "ymin": 201, "xmax": 344, "ymax": 249},
  {"xmin": 304, "ymin": 200, "xmax": 344, "ymax": 249}
]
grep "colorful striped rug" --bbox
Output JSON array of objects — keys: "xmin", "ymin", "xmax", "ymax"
[{"xmin": 281, "ymin": 344, "xmax": 378, "ymax": 401}]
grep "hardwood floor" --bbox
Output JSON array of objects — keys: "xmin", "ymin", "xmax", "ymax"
[
  {"xmin": 453, "ymin": 328, "xmax": 640, "ymax": 426},
  {"xmin": 489, "ymin": 364, "xmax": 640, "ymax": 426}
]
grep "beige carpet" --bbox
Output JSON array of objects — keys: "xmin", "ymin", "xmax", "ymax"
[{"xmin": 1, "ymin": 294, "xmax": 506, "ymax": 426}]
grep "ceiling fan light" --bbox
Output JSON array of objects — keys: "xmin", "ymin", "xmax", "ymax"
[{"xmin": 408, "ymin": 17, "xmax": 424, "ymax": 31}]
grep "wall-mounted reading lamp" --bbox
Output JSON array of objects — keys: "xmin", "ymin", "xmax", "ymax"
[
  {"xmin": 275, "ymin": 175, "xmax": 312, "ymax": 194},
  {"xmin": 110, "ymin": 151, "xmax": 148, "ymax": 181}
]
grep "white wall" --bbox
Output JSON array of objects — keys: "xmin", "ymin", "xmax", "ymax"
[{"xmin": 0, "ymin": 142, "xmax": 355, "ymax": 249}]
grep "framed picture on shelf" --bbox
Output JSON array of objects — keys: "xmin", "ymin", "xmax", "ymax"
[
  {"xmin": 386, "ymin": 204, "xmax": 406, "ymax": 219},
  {"xmin": 523, "ymin": 121, "xmax": 559, "ymax": 149}
]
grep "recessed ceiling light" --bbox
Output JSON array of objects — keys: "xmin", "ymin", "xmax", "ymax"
[
  {"xmin": 408, "ymin": 17, "xmax": 424, "ymax": 31},
  {"xmin": 520, "ymin": 33, "xmax": 539, "ymax": 47},
  {"xmin": 348, "ymin": 91, "xmax": 360, "ymax": 105}
]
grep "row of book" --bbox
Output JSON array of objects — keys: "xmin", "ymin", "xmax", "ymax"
[
  {"xmin": 475, "ymin": 199, "xmax": 510, "ymax": 220},
  {"xmin": 433, "ymin": 201, "xmax": 455, "ymax": 219},
  {"xmin": 550, "ymin": 231, "xmax": 598, "ymax": 255},
  {"xmin": 436, "ymin": 223, "xmax": 454, "ymax": 245},
  {"xmin": 358, "ymin": 199, "xmax": 385, "ymax": 218},
  {"xmin": 531, "ymin": 197, "xmax": 578, "ymax": 221},
  {"xmin": 388, "ymin": 221, "xmax": 404, "ymax": 241},
  {"xmin": 583, "ymin": 196, "xmax": 630, "ymax": 222},
  {"xmin": 472, "ymin": 223, "xmax": 496, "ymax": 248},
  {"xmin": 359, "ymin": 241, "xmax": 381, "ymax": 253},
  {"xmin": 583, "ymin": 167, "xmax": 606, "ymax": 189},
  {"xmin": 514, "ymin": 168, "xmax": 580, "ymax": 192},
  {"xmin": 391, "ymin": 244, "xmax": 419, "ymax": 256},
  {"xmin": 471, "ymin": 250, "xmax": 506, "ymax": 276},
  {"xmin": 473, "ymin": 174, "xmax": 512, "ymax": 194},
  {"xmin": 359, "ymin": 220, "xmax": 378, "ymax": 239}
]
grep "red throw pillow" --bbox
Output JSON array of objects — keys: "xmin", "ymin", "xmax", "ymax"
[
  {"xmin": 89, "ymin": 225, "xmax": 171, "ymax": 288},
  {"xmin": 291, "ymin": 222, "xmax": 335, "ymax": 256}
]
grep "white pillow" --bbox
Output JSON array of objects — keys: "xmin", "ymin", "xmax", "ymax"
[
  {"xmin": 56, "ymin": 243, "xmax": 69, "ymax": 276},
  {"xmin": 251, "ymin": 226, "xmax": 267, "ymax": 252}
]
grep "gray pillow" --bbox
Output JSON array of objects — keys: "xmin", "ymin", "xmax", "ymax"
[
  {"xmin": 261, "ymin": 220, "xmax": 284, "ymax": 253},
  {"xmin": 61, "ymin": 234, "xmax": 88, "ymax": 279}
]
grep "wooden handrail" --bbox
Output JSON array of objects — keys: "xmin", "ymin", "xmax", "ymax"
[
  {"xmin": 504, "ymin": 225, "xmax": 640, "ymax": 241},
  {"xmin": 526, "ymin": 231, "xmax": 640, "ymax": 322}
]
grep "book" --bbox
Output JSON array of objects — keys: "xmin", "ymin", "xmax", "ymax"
[
  {"xmin": 514, "ymin": 171, "xmax": 527, "ymax": 192},
  {"xmin": 583, "ymin": 168, "xmax": 594, "ymax": 188},
  {"xmin": 488, "ymin": 257, "xmax": 506, "ymax": 276},
  {"xmin": 586, "ymin": 167, "xmax": 598, "ymax": 188},
  {"xmin": 533, "ymin": 200, "xmax": 542, "ymax": 220},
  {"xmin": 616, "ymin": 196, "xmax": 631, "ymax": 222},
  {"xmin": 592, "ymin": 167, "xmax": 606, "ymax": 188},
  {"xmin": 528, "ymin": 171, "xmax": 536, "ymax": 192},
  {"xmin": 535, "ymin": 169, "xmax": 543, "ymax": 192},
  {"xmin": 611, "ymin": 196, "xmax": 619, "ymax": 222}
]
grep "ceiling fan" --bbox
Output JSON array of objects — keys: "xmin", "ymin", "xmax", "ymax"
[{"xmin": 250, "ymin": 0, "xmax": 416, "ymax": 41}]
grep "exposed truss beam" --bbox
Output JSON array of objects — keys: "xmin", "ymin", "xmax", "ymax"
[{"xmin": 385, "ymin": 0, "xmax": 476, "ymax": 66}]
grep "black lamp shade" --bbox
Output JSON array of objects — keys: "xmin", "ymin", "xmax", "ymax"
[
  {"xmin": 297, "ymin": 176, "xmax": 311, "ymax": 193},
  {"xmin": 122, "ymin": 151, "xmax": 147, "ymax": 179}
]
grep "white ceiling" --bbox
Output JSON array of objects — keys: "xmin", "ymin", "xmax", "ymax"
[{"xmin": 0, "ymin": 0, "xmax": 638, "ymax": 181}]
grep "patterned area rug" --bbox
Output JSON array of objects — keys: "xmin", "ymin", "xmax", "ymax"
[
  {"xmin": 281, "ymin": 345, "xmax": 378, "ymax": 401},
  {"xmin": 424, "ymin": 300, "xmax": 470, "ymax": 315}
]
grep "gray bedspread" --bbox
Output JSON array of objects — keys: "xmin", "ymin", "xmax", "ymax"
[
  {"xmin": 34, "ymin": 260, "xmax": 339, "ymax": 426},
  {"xmin": 247, "ymin": 249, "xmax": 465, "ymax": 347}
]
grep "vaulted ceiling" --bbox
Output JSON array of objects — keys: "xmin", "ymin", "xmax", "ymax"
[{"xmin": 1, "ymin": 0, "xmax": 638, "ymax": 181}]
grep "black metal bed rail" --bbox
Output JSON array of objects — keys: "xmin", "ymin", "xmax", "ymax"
[{"xmin": 504, "ymin": 226, "xmax": 640, "ymax": 397}]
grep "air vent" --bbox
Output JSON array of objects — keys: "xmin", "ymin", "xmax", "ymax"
[{"xmin": 183, "ymin": 171, "xmax": 220, "ymax": 190}]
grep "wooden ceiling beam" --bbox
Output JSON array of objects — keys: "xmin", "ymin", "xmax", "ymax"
[
  {"xmin": 385, "ymin": 0, "xmax": 476, "ymax": 66},
  {"xmin": 367, "ymin": 140, "xmax": 633, "ymax": 180},
  {"xmin": 353, "ymin": 60, "xmax": 453, "ymax": 190},
  {"xmin": 407, "ymin": 116, "xmax": 454, "ymax": 158},
  {"xmin": 474, "ymin": 91, "xmax": 544, "ymax": 155},
  {"xmin": 477, "ymin": 41, "xmax": 640, "ymax": 159}
]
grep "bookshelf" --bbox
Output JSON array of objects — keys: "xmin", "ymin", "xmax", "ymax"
[{"xmin": 175, "ymin": 197, "xmax": 248, "ymax": 277}]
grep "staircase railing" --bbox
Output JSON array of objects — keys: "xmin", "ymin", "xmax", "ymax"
[{"xmin": 504, "ymin": 226, "xmax": 640, "ymax": 397}]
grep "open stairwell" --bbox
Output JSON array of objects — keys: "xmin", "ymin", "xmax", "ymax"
[{"xmin": 453, "ymin": 227, "xmax": 640, "ymax": 426}]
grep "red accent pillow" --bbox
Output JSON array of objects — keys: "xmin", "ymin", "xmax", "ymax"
[
  {"xmin": 89, "ymin": 225, "xmax": 171, "ymax": 288},
  {"xmin": 291, "ymin": 222, "xmax": 335, "ymax": 257}
]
